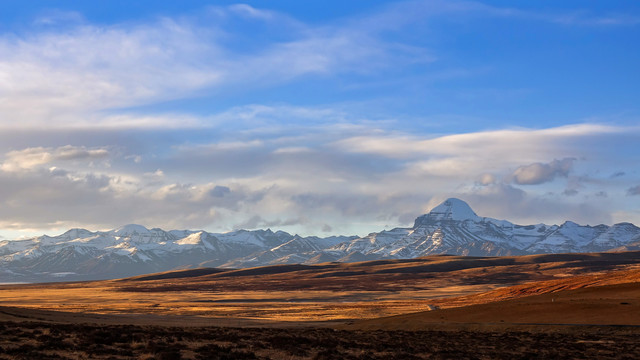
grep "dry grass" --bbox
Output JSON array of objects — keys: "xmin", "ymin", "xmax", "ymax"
[
  {"xmin": 2, "ymin": 252, "xmax": 640, "ymax": 325},
  {"xmin": 345, "ymin": 280, "xmax": 640, "ymax": 331},
  {"xmin": 2, "ymin": 252, "xmax": 640, "ymax": 358},
  {"xmin": 0, "ymin": 321, "xmax": 639, "ymax": 359}
]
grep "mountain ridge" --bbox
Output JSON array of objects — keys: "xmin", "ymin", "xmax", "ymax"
[{"xmin": 1, "ymin": 198, "xmax": 639, "ymax": 282}]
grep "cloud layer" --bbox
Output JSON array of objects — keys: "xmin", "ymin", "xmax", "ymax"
[
  {"xmin": 0, "ymin": 4, "xmax": 430, "ymax": 128},
  {"xmin": 0, "ymin": 1, "xmax": 638, "ymax": 237},
  {"xmin": 0, "ymin": 120, "xmax": 636, "ymax": 236}
]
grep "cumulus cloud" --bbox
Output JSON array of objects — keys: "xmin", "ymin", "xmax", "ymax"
[
  {"xmin": 334, "ymin": 124, "xmax": 626, "ymax": 188},
  {"xmin": 0, "ymin": 121, "xmax": 634, "ymax": 235},
  {"xmin": 0, "ymin": 163, "xmax": 270, "ymax": 232},
  {"xmin": 439, "ymin": 183, "xmax": 612, "ymax": 225},
  {"xmin": 510, "ymin": 158, "xmax": 575, "ymax": 185}
]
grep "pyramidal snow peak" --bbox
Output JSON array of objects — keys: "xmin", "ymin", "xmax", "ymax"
[
  {"xmin": 428, "ymin": 198, "xmax": 479, "ymax": 221},
  {"xmin": 414, "ymin": 198, "xmax": 480, "ymax": 226},
  {"xmin": 1, "ymin": 198, "xmax": 639, "ymax": 282}
]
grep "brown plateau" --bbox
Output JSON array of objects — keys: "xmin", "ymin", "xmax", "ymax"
[{"xmin": 1, "ymin": 251, "xmax": 640, "ymax": 359}]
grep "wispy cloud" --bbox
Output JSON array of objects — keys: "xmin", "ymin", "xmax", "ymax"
[
  {"xmin": 0, "ymin": 4, "xmax": 431, "ymax": 129},
  {"xmin": 0, "ymin": 18, "xmax": 223, "ymax": 124},
  {"xmin": 1, "ymin": 145, "xmax": 109, "ymax": 172},
  {"xmin": 359, "ymin": 0, "xmax": 640, "ymax": 28},
  {"xmin": 32, "ymin": 10, "xmax": 85, "ymax": 26},
  {"xmin": 545, "ymin": 11, "xmax": 640, "ymax": 26},
  {"xmin": 0, "ymin": 1, "xmax": 638, "ymax": 236},
  {"xmin": 334, "ymin": 124, "xmax": 625, "ymax": 170},
  {"xmin": 1, "ymin": 1, "xmax": 632, "ymax": 130}
]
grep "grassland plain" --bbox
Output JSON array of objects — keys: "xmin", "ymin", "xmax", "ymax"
[{"xmin": 1, "ymin": 252, "xmax": 640, "ymax": 359}]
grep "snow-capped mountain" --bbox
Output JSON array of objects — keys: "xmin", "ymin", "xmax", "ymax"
[{"xmin": 1, "ymin": 198, "xmax": 639, "ymax": 282}]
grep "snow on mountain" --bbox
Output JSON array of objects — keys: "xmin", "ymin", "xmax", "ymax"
[
  {"xmin": 59, "ymin": 228, "xmax": 95, "ymax": 240},
  {"xmin": 175, "ymin": 232, "xmax": 207, "ymax": 246},
  {"xmin": 415, "ymin": 198, "xmax": 480, "ymax": 223},
  {"xmin": 1, "ymin": 197, "xmax": 640, "ymax": 282},
  {"xmin": 110, "ymin": 224, "xmax": 151, "ymax": 236},
  {"xmin": 588, "ymin": 223, "xmax": 640, "ymax": 251}
]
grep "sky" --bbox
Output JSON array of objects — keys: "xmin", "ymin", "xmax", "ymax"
[{"xmin": 0, "ymin": 0, "xmax": 639, "ymax": 239}]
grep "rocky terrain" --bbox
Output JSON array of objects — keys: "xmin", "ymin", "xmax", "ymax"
[{"xmin": 2, "ymin": 198, "xmax": 639, "ymax": 282}]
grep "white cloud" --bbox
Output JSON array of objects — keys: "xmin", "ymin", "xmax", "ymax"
[
  {"xmin": 510, "ymin": 158, "xmax": 575, "ymax": 185},
  {"xmin": 273, "ymin": 147, "xmax": 313, "ymax": 154},
  {"xmin": 33, "ymin": 10, "xmax": 85, "ymax": 26},
  {"xmin": 477, "ymin": 173, "xmax": 497, "ymax": 185},
  {"xmin": 544, "ymin": 11, "xmax": 640, "ymax": 26},
  {"xmin": 1, "ymin": 145, "xmax": 109, "ymax": 172},
  {"xmin": 0, "ymin": 18, "xmax": 223, "ymax": 125},
  {"xmin": 0, "ymin": 121, "xmax": 635, "ymax": 236},
  {"xmin": 0, "ymin": 1, "xmax": 633, "ymax": 130},
  {"xmin": 337, "ymin": 123, "xmax": 621, "ymax": 156},
  {"xmin": 144, "ymin": 169, "xmax": 165, "ymax": 178},
  {"xmin": 0, "ymin": 4, "xmax": 430, "ymax": 129},
  {"xmin": 425, "ymin": 182, "xmax": 612, "ymax": 226},
  {"xmin": 227, "ymin": 4, "xmax": 281, "ymax": 21},
  {"xmin": 334, "ymin": 124, "xmax": 626, "ymax": 181}
]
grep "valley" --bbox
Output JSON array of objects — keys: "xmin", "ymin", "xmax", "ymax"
[
  {"xmin": 1, "ymin": 251, "xmax": 640, "ymax": 324},
  {"xmin": 3, "ymin": 204, "xmax": 640, "ymax": 358},
  {"xmin": 2, "ymin": 251, "xmax": 640, "ymax": 358}
]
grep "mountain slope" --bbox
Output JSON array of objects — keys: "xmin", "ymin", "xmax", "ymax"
[{"xmin": 1, "ymin": 198, "xmax": 639, "ymax": 282}]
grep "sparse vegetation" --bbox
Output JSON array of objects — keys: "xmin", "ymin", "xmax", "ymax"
[
  {"xmin": 0, "ymin": 322, "xmax": 639, "ymax": 360},
  {"xmin": 1, "ymin": 254, "xmax": 640, "ymax": 359},
  {"xmin": 2, "ymin": 253, "xmax": 640, "ymax": 324}
]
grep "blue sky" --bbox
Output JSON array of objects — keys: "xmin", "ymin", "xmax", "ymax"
[{"xmin": 0, "ymin": 1, "xmax": 638, "ymax": 238}]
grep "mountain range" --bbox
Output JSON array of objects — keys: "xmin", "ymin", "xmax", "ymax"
[{"xmin": 2, "ymin": 198, "xmax": 640, "ymax": 282}]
